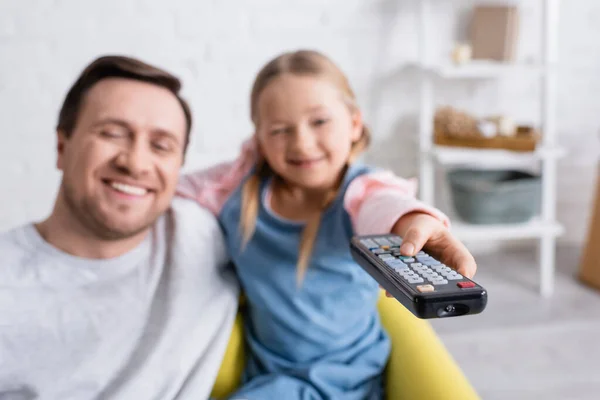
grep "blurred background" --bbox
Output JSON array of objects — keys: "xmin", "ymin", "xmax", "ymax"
[{"xmin": 1, "ymin": 0, "xmax": 599, "ymax": 398}]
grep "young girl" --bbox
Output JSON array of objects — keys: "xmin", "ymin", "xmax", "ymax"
[{"xmin": 178, "ymin": 50, "xmax": 476, "ymax": 400}]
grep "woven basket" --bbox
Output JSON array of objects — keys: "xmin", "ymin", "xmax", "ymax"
[{"xmin": 434, "ymin": 126, "xmax": 541, "ymax": 152}]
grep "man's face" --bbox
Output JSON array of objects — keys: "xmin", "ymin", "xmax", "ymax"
[{"xmin": 57, "ymin": 78, "xmax": 187, "ymax": 240}]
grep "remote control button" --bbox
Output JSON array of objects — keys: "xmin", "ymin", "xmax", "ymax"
[
  {"xmin": 388, "ymin": 236, "xmax": 403, "ymax": 245},
  {"xmin": 399, "ymin": 257, "xmax": 415, "ymax": 263},
  {"xmin": 378, "ymin": 254, "xmax": 394, "ymax": 260},
  {"xmin": 423, "ymin": 259, "xmax": 441, "ymax": 266},
  {"xmin": 447, "ymin": 274, "xmax": 462, "ymax": 281},
  {"xmin": 374, "ymin": 237, "xmax": 393, "ymax": 247},
  {"xmin": 457, "ymin": 281, "xmax": 475, "ymax": 288},
  {"xmin": 380, "ymin": 245, "xmax": 390, "ymax": 251},
  {"xmin": 417, "ymin": 251, "xmax": 428, "ymax": 256},
  {"xmin": 385, "ymin": 259, "xmax": 405, "ymax": 268},
  {"xmin": 416, "ymin": 284, "xmax": 435, "ymax": 293},
  {"xmin": 410, "ymin": 262, "xmax": 423, "ymax": 267},
  {"xmin": 361, "ymin": 239, "xmax": 379, "ymax": 249},
  {"xmin": 433, "ymin": 279, "xmax": 448, "ymax": 285},
  {"xmin": 408, "ymin": 277, "xmax": 424, "ymax": 284},
  {"xmin": 372, "ymin": 249, "xmax": 390, "ymax": 254}
]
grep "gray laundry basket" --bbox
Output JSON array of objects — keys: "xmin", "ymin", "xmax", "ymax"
[{"xmin": 447, "ymin": 169, "xmax": 541, "ymax": 224}]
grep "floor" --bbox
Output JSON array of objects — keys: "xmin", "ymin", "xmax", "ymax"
[{"xmin": 430, "ymin": 244, "xmax": 600, "ymax": 400}]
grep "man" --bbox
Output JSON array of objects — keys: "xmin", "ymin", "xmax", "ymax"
[{"xmin": 0, "ymin": 56, "xmax": 239, "ymax": 399}]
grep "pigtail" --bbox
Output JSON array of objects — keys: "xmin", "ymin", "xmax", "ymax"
[
  {"xmin": 295, "ymin": 171, "xmax": 345, "ymax": 287},
  {"xmin": 240, "ymin": 159, "xmax": 269, "ymax": 249},
  {"xmin": 296, "ymin": 212, "xmax": 322, "ymax": 285}
]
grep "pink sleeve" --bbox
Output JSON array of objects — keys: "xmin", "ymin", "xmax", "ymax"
[
  {"xmin": 344, "ymin": 170, "xmax": 450, "ymax": 235},
  {"xmin": 176, "ymin": 138, "xmax": 258, "ymax": 215}
]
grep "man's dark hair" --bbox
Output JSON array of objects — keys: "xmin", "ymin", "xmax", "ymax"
[{"xmin": 57, "ymin": 55, "xmax": 192, "ymax": 153}]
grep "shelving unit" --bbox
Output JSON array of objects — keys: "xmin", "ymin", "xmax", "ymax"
[{"xmin": 415, "ymin": 0, "xmax": 564, "ymax": 297}]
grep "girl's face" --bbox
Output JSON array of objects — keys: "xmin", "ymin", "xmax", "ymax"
[{"xmin": 255, "ymin": 74, "xmax": 363, "ymax": 191}]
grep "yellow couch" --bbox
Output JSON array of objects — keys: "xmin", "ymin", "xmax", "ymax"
[{"xmin": 211, "ymin": 291, "xmax": 480, "ymax": 399}]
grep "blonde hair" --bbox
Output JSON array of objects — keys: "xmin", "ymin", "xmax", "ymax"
[{"xmin": 241, "ymin": 50, "xmax": 371, "ymax": 285}]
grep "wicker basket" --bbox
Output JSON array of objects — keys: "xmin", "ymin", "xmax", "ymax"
[
  {"xmin": 433, "ymin": 106, "xmax": 541, "ymax": 152},
  {"xmin": 434, "ymin": 127, "xmax": 540, "ymax": 152}
]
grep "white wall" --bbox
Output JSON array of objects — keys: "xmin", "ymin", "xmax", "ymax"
[{"xmin": 1, "ymin": 0, "xmax": 598, "ymax": 245}]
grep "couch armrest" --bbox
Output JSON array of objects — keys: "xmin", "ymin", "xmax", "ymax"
[{"xmin": 377, "ymin": 291, "xmax": 480, "ymax": 400}]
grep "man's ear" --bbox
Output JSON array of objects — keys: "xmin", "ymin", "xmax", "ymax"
[
  {"xmin": 56, "ymin": 130, "xmax": 68, "ymax": 171},
  {"xmin": 350, "ymin": 110, "xmax": 364, "ymax": 142}
]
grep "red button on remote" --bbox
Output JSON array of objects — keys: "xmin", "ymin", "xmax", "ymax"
[{"xmin": 457, "ymin": 281, "xmax": 475, "ymax": 289}]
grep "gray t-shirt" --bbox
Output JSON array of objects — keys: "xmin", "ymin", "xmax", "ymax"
[{"xmin": 0, "ymin": 198, "xmax": 239, "ymax": 400}]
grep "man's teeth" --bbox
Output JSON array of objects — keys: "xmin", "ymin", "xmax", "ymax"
[{"xmin": 110, "ymin": 182, "xmax": 148, "ymax": 196}]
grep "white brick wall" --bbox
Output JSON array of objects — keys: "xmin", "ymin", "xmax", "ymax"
[{"xmin": 1, "ymin": 0, "xmax": 598, "ymax": 245}]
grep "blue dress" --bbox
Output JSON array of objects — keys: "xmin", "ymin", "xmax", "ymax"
[{"xmin": 219, "ymin": 164, "xmax": 391, "ymax": 400}]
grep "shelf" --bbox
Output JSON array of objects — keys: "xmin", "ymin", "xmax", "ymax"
[
  {"xmin": 417, "ymin": 60, "xmax": 545, "ymax": 79},
  {"xmin": 450, "ymin": 219, "xmax": 564, "ymax": 241},
  {"xmin": 426, "ymin": 145, "xmax": 566, "ymax": 167}
]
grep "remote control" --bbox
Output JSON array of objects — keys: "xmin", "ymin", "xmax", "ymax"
[{"xmin": 350, "ymin": 234, "xmax": 487, "ymax": 319}]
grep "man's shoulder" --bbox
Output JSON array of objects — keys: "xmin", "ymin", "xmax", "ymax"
[
  {"xmin": 164, "ymin": 197, "xmax": 228, "ymax": 265},
  {"xmin": 0, "ymin": 223, "xmax": 32, "ymax": 253},
  {"xmin": 170, "ymin": 196, "xmax": 217, "ymax": 220},
  {"xmin": 0, "ymin": 223, "xmax": 37, "ymax": 279},
  {"xmin": 168, "ymin": 197, "xmax": 222, "ymax": 235}
]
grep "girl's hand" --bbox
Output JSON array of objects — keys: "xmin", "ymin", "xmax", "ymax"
[
  {"xmin": 394, "ymin": 211, "xmax": 477, "ymax": 278},
  {"xmin": 380, "ymin": 211, "xmax": 477, "ymax": 297}
]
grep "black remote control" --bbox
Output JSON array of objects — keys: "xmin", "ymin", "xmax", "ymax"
[{"xmin": 350, "ymin": 234, "xmax": 487, "ymax": 319}]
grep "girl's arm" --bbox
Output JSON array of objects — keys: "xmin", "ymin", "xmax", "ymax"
[
  {"xmin": 344, "ymin": 170, "xmax": 449, "ymax": 236},
  {"xmin": 344, "ymin": 170, "xmax": 477, "ymax": 279},
  {"xmin": 176, "ymin": 138, "xmax": 258, "ymax": 216}
]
